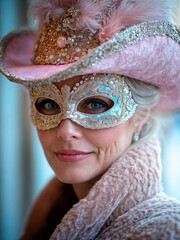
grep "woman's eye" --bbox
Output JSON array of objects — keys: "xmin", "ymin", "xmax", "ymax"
[
  {"xmin": 35, "ymin": 98, "xmax": 61, "ymax": 115},
  {"xmin": 89, "ymin": 101, "xmax": 104, "ymax": 110},
  {"xmin": 78, "ymin": 97, "xmax": 114, "ymax": 114}
]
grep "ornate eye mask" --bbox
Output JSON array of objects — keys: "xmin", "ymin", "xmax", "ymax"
[{"xmin": 29, "ymin": 74, "xmax": 137, "ymax": 130}]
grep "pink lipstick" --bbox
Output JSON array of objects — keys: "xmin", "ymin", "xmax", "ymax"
[{"xmin": 54, "ymin": 149, "xmax": 92, "ymax": 162}]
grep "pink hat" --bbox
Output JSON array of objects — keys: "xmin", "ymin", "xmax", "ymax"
[{"xmin": 0, "ymin": 0, "xmax": 180, "ymax": 112}]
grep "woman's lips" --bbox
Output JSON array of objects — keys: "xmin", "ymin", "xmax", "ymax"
[{"xmin": 54, "ymin": 149, "xmax": 92, "ymax": 162}]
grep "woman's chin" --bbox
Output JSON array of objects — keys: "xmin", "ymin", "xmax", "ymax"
[{"xmin": 54, "ymin": 168, "xmax": 97, "ymax": 185}]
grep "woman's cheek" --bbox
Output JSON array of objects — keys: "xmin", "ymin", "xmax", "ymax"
[{"xmin": 37, "ymin": 129, "xmax": 55, "ymax": 150}]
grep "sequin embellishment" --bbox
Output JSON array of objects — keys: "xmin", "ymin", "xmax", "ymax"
[
  {"xmin": 33, "ymin": 7, "xmax": 100, "ymax": 65},
  {"xmin": 57, "ymin": 36, "xmax": 67, "ymax": 48}
]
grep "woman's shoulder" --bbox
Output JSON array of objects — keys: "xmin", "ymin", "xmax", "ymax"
[
  {"xmin": 20, "ymin": 177, "xmax": 78, "ymax": 240},
  {"xmin": 142, "ymin": 192, "xmax": 180, "ymax": 214},
  {"xmin": 97, "ymin": 193, "xmax": 180, "ymax": 240}
]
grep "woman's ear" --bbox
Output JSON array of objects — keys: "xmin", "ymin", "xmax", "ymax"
[{"xmin": 133, "ymin": 109, "xmax": 151, "ymax": 135}]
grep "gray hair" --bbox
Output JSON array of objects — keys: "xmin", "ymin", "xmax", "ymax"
[{"xmin": 124, "ymin": 77, "xmax": 160, "ymax": 140}]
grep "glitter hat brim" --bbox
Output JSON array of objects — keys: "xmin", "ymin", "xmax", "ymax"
[{"xmin": 0, "ymin": 21, "xmax": 180, "ymax": 113}]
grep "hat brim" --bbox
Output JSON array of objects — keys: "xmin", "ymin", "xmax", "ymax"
[{"xmin": 1, "ymin": 21, "xmax": 180, "ymax": 112}]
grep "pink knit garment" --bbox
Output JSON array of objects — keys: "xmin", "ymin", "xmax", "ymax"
[{"xmin": 49, "ymin": 138, "xmax": 180, "ymax": 239}]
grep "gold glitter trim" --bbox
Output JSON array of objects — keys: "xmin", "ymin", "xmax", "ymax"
[
  {"xmin": 33, "ymin": 8, "xmax": 100, "ymax": 65},
  {"xmin": 0, "ymin": 21, "xmax": 180, "ymax": 85}
]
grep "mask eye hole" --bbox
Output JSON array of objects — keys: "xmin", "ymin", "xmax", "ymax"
[
  {"xmin": 35, "ymin": 97, "xmax": 61, "ymax": 115},
  {"xmin": 77, "ymin": 96, "xmax": 114, "ymax": 114}
]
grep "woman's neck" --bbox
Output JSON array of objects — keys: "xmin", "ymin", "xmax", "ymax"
[{"xmin": 72, "ymin": 176, "xmax": 101, "ymax": 200}]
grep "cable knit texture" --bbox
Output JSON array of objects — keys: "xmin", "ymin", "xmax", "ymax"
[{"xmin": 48, "ymin": 138, "xmax": 180, "ymax": 239}]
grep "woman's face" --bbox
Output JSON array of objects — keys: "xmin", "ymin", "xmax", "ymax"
[{"xmin": 36, "ymin": 76, "xmax": 136, "ymax": 184}]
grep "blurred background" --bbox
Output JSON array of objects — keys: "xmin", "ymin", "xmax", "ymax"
[{"xmin": 0, "ymin": 0, "xmax": 180, "ymax": 239}]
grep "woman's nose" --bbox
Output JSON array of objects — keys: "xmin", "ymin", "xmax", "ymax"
[{"xmin": 56, "ymin": 119, "xmax": 82, "ymax": 141}]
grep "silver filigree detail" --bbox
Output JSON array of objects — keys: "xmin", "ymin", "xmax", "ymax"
[{"xmin": 29, "ymin": 73, "xmax": 137, "ymax": 130}]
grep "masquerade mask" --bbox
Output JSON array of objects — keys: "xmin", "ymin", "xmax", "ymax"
[{"xmin": 29, "ymin": 74, "xmax": 137, "ymax": 130}]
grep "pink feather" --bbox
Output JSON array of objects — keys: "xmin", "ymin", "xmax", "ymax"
[
  {"xmin": 28, "ymin": 0, "xmax": 72, "ymax": 28},
  {"xmin": 29, "ymin": 0, "xmax": 110, "ymax": 32},
  {"xmin": 72, "ymin": 0, "xmax": 110, "ymax": 32},
  {"xmin": 29, "ymin": 0, "xmax": 176, "ymax": 41},
  {"xmin": 99, "ymin": 0, "xmax": 176, "ymax": 43}
]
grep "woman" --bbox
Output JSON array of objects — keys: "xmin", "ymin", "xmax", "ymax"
[{"xmin": 0, "ymin": 0, "xmax": 180, "ymax": 239}]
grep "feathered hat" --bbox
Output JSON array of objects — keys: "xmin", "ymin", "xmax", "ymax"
[{"xmin": 0, "ymin": 0, "xmax": 180, "ymax": 112}]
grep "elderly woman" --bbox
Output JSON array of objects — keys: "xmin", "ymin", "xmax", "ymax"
[{"xmin": 0, "ymin": 0, "xmax": 180, "ymax": 239}]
